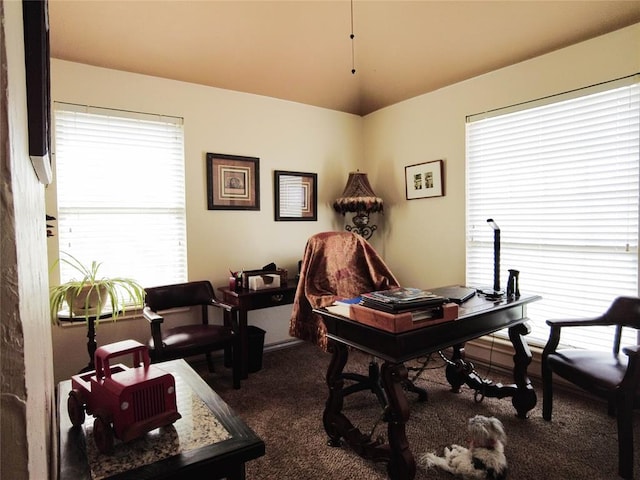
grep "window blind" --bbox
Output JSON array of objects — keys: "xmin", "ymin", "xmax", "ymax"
[
  {"xmin": 53, "ymin": 103, "xmax": 187, "ymax": 290},
  {"xmin": 465, "ymin": 77, "xmax": 640, "ymax": 350}
]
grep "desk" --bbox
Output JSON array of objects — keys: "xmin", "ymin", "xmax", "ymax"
[
  {"xmin": 58, "ymin": 359, "xmax": 264, "ymax": 480},
  {"xmin": 218, "ymin": 282, "xmax": 297, "ymax": 378},
  {"xmin": 314, "ymin": 292, "xmax": 541, "ymax": 480}
]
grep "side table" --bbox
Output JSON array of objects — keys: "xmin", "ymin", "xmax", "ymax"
[
  {"xmin": 218, "ymin": 282, "xmax": 298, "ymax": 379},
  {"xmin": 57, "ymin": 310, "xmax": 118, "ymax": 373}
]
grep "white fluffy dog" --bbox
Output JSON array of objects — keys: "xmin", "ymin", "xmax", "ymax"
[{"xmin": 419, "ymin": 415, "xmax": 507, "ymax": 480}]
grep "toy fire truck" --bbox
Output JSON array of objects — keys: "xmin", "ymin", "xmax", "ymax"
[{"xmin": 67, "ymin": 339, "xmax": 181, "ymax": 454}]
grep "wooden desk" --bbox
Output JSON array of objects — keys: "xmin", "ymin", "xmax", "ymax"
[
  {"xmin": 58, "ymin": 359, "xmax": 264, "ymax": 480},
  {"xmin": 218, "ymin": 282, "xmax": 298, "ymax": 379},
  {"xmin": 315, "ymin": 292, "xmax": 541, "ymax": 480}
]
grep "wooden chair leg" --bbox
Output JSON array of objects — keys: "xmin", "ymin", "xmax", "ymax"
[
  {"xmin": 206, "ymin": 352, "xmax": 215, "ymax": 372},
  {"xmin": 616, "ymin": 392, "xmax": 634, "ymax": 480},
  {"xmin": 541, "ymin": 359, "xmax": 553, "ymax": 421}
]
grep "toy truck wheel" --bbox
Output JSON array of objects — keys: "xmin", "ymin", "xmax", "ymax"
[
  {"xmin": 93, "ymin": 416, "xmax": 114, "ymax": 454},
  {"xmin": 67, "ymin": 390, "xmax": 85, "ymax": 427}
]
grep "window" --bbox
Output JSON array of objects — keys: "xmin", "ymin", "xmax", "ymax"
[
  {"xmin": 53, "ymin": 103, "xmax": 187, "ymax": 291},
  {"xmin": 466, "ymin": 76, "xmax": 640, "ymax": 350}
]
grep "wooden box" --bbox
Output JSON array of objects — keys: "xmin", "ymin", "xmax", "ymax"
[{"xmin": 349, "ymin": 302, "xmax": 459, "ymax": 333}]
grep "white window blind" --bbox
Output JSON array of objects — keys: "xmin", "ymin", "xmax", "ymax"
[
  {"xmin": 466, "ymin": 76, "xmax": 640, "ymax": 350},
  {"xmin": 53, "ymin": 103, "xmax": 187, "ymax": 290}
]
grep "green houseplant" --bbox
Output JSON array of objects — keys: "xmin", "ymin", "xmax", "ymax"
[{"xmin": 50, "ymin": 252, "xmax": 146, "ymax": 323}]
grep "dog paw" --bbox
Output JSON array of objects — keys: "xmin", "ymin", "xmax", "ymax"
[{"xmin": 417, "ymin": 452, "xmax": 439, "ymax": 469}]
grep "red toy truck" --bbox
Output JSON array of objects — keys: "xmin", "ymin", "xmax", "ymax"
[{"xmin": 67, "ymin": 339, "xmax": 181, "ymax": 454}]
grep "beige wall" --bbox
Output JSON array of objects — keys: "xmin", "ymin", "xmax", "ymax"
[
  {"xmin": 48, "ymin": 60, "xmax": 364, "ymax": 382},
  {"xmin": 48, "ymin": 24, "xmax": 639, "ymax": 384},
  {"xmin": 364, "ymin": 23, "xmax": 640, "ymax": 289},
  {"xmin": 1, "ymin": 1, "xmax": 55, "ymax": 478}
]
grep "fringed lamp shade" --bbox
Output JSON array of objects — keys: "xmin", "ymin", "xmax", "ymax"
[
  {"xmin": 333, "ymin": 171, "xmax": 383, "ymax": 240},
  {"xmin": 333, "ymin": 172, "xmax": 384, "ymax": 215}
]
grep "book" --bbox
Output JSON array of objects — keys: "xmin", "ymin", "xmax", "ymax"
[{"xmin": 363, "ymin": 287, "xmax": 437, "ymax": 303}]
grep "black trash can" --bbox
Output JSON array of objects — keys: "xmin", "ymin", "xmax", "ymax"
[{"xmin": 247, "ymin": 326, "xmax": 266, "ymax": 373}]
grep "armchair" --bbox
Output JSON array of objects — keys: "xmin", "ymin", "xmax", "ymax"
[
  {"xmin": 290, "ymin": 231, "xmax": 427, "ymax": 404},
  {"xmin": 541, "ymin": 296, "xmax": 640, "ymax": 479},
  {"xmin": 143, "ymin": 280, "xmax": 240, "ymax": 389}
]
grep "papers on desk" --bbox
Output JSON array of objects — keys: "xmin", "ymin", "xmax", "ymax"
[
  {"xmin": 326, "ymin": 297, "xmax": 361, "ymax": 317},
  {"xmin": 361, "ymin": 287, "xmax": 446, "ymax": 312}
]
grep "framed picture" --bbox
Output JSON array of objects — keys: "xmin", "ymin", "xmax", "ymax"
[
  {"xmin": 23, "ymin": 0, "xmax": 52, "ymax": 185},
  {"xmin": 206, "ymin": 153, "xmax": 260, "ymax": 210},
  {"xmin": 274, "ymin": 170, "xmax": 317, "ymax": 221},
  {"xmin": 405, "ymin": 159, "xmax": 444, "ymax": 200}
]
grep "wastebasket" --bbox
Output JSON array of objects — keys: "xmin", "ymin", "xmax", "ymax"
[{"xmin": 247, "ymin": 326, "xmax": 266, "ymax": 373}]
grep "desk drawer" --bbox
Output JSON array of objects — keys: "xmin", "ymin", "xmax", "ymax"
[{"xmin": 243, "ymin": 289, "xmax": 296, "ymax": 310}]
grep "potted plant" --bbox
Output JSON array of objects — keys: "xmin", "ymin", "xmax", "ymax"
[{"xmin": 50, "ymin": 252, "xmax": 146, "ymax": 323}]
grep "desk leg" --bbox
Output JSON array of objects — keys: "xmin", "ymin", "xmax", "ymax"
[
  {"xmin": 443, "ymin": 324, "xmax": 537, "ymax": 419},
  {"xmin": 235, "ymin": 310, "xmax": 249, "ymax": 380},
  {"xmin": 323, "ymin": 341, "xmax": 414, "ymax": 480},
  {"xmin": 224, "ymin": 309, "xmax": 248, "ymax": 380},
  {"xmin": 508, "ymin": 322, "xmax": 537, "ymax": 419},
  {"xmin": 381, "ymin": 362, "xmax": 415, "ymax": 480}
]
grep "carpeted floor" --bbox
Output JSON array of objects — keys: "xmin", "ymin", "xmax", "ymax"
[{"xmin": 200, "ymin": 342, "xmax": 639, "ymax": 480}]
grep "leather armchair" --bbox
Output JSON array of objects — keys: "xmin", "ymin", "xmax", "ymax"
[
  {"xmin": 542, "ymin": 296, "xmax": 640, "ymax": 479},
  {"xmin": 143, "ymin": 280, "xmax": 240, "ymax": 389}
]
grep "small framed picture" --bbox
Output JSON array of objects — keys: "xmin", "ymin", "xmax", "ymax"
[
  {"xmin": 405, "ymin": 159, "xmax": 444, "ymax": 200},
  {"xmin": 206, "ymin": 153, "xmax": 260, "ymax": 210},
  {"xmin": 274, "ymin": 170, "xmax": 317, "ymax": 221}
]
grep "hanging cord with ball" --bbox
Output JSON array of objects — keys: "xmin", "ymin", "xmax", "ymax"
[{"xmin": 350, "ymin": 0, "xmax": 356, "ymax": 74}]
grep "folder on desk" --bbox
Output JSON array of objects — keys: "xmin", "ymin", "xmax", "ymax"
[{"xmin": 429, "ymin": 286, "xmax": 476, "ymax": 304}]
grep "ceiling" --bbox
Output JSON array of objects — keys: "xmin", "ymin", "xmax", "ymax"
[{"xmin": 48, "ymin": 1, "xmax": 640, "ymax": 116}]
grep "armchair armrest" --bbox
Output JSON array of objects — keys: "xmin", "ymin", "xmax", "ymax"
[
  {"xmin": 142, "ymin": 306, "xmax": 164, "ymax": 324},
  {"xmin": 622, "ymin": 345, "xmax": 640, "ymax": 357},
  {"xmin": 545, "ymin": 316, "xmax": 606, "ymax": 328},
  {"xmin": 543, "ymin": 315, "xmax": 606, "ymax": 356},
  {"xmin": 210, "ymin": 298, "xmax": 237, "ymax": 312}
]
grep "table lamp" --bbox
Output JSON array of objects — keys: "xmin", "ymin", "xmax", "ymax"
[{"xmin": 333, "ymin": 171, "xmax": 383, "ymax": 240}]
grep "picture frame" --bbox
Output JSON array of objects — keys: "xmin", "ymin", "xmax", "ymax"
[
  {"xmin": 23, "ymin": 0, "xmax": 52, "ymax": 185},
  {"xmin": 206, "ymin": 153, "xmax": 260, "ymax": 210},
  {"xmin": 274, "ymin": 170, "xmax": 317, "ymax": 221},
  {"xmin": 405, "ymin": 159, "xmax": 444, "ymax": 200}
]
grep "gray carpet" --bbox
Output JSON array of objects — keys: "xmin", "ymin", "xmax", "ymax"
[{"xmin": 201, "ymin": 342, "xmax": 639, "ymax": 480}]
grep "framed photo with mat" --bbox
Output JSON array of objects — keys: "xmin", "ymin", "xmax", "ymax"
[
  {"xmin": 405, "ymin": 159, "xmax": 444, "ymax": 200},
  {"xmin": 206, "ymin": 153, "xmax": 260, "ymax": 210}
]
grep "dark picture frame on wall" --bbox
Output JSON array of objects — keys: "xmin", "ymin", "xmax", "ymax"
[
  {"xmin": 22, "ymin": 0, "xmax": 53, "ymax": 185},
  {"xmin": 405, "ymin": 159, "xmax": 444, "ymax": 200},
  {"xmin": 274, "ymin": 170, "xmax": 317, "ymax": 221},
  {"xmin": 206, "ymin": 153, "xmax": 260, "ymax": 210}
]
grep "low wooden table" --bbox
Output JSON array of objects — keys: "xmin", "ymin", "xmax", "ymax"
[
  {"xmin": 315, "ymin": 292, "xmax": 541, "ymax": 480},
  {"xmin": 58, "ymin": 359, "xmax": 264, "ymax": 480}
]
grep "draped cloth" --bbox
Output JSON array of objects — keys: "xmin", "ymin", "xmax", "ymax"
[{"xmin": 289, "ymin": 231, "xmax": 399, "ymax": 351}]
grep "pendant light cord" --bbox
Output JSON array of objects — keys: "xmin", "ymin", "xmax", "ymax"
[{"xmin": 350, "ymin": 0, "xmax": 356, "ymax": 74}]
